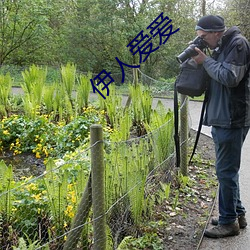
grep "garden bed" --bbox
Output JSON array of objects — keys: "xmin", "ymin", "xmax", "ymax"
[{"xmin": 0, "ymin": 130, "xmax": 217, "ymax": 250}]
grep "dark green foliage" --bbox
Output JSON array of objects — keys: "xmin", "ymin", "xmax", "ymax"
[{"xmin": 0, "ymin": 0, "xmax": 230, "ymax": 82}]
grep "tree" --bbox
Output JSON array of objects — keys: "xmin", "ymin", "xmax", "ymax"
[
  {"xmin": 66, "ymin": 0, "xmax": 186, "ymax": 79},
  {"xmin": 220, "ymin": 0, "xmax": 250, "ymax": 39},
  {"xmin": 65, "ymin": 0, "xmax": 151, "ymax": 74},
  {"xmin": 0, "ymin": 0, "xmax": 51, "ymax": 65},
  {"xmin": 0, "ymin": 0, "xmax": 230, "ymax": 80}
]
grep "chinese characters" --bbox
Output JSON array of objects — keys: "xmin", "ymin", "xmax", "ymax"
[{"xmin": 90, "ymin": 12, "xmax": 179, "ymax": 99}]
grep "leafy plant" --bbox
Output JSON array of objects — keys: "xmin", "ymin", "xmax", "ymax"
[
  {"xmin": 172, "ymin": 190, "xmax": 180, "ymax": 210},
  {"xmin": 158, "ymin": 182, "xmax": 171, "ymax": 203},
  {"xmin": 105, "ymin": 136, "xmax": 154, "ymax": 247},
  {"xmin": 52, "ymin": 83, "xmax": 68, "ymax": 121},
  {"xmin": 43, "ymin": 84, "xmax": 56, "ymax": 114},
  {"xmin": 13, "ymin": 236, "xmax": 42, "ymax": 250},
  {"xmin": 0, "ymin": 161, "xmax": 17, "ymax": 248},
  {"xmin": 43, "ymin": 159, "xmax": 68, "ymax": 222},
  {"xmin": 60, "ymin": 63, "xmax": 76, "ymax": 103},
  {"xmin": 178, "ymin": 173, "xmax": 192, "ymax": 189},
  {"xmin": 0, "ymin": 106, "xmax": 103, "ymax": 157},
  {"xmin": 0, "ymin": 115, "xmax": 57, "ymax": 157},
  {"xmin": 101, "ymin": 84, "xmax": 123, "ymax": 128},
  {"xmin": 145, "ymin": 100, "xmax": 174, "ymax": 164},
  {"xmin": 108, "ymin": 108, "xmax": 132, "ymax": 142},
  {"xmin": 117, "ymin": 233, "xmax": 163, "ymax": 250},
  {"xmin": 76, "ymin": 72, "xmax": 92, "ymax": 111},
  {"xmin": 0, "ymin": 161, "xmax": 15, "ymax": 222},
  {"xmin": 0, "ymin": 73, "xmax": 12, "ymax": 117},
  {"xmin": 129, "ymin": 83, "xmax": 153, "ymax": 127},
  {"xmin": 21, "ymin": 65, "xmax": 47, "ymax": 118},
  {"xmin": 12, "ymin": 176, "xmax": 49, "ymax": 241}
]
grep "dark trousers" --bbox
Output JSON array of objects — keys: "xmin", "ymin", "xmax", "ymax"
[{"xmin": 211, "ymin": 126, "xmax": 249, "ymax": 225}]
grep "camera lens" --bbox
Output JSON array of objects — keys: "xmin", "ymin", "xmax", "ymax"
[
  {"xmin": 176, "ymin": 37, "xmax": 208, "ymax": 63},
  {"xmin": 176, "ymin": 45, "xmax": 198, "ymax": 63}
]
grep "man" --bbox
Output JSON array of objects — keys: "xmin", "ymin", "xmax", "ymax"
[{"xmin": 192, "ymin": 15, "xmax": 250, "ymax": 238}]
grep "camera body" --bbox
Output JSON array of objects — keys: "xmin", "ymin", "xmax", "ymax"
[{"xmin": 176, "ymin": 36, "xmax": 208, "ymax": 64}]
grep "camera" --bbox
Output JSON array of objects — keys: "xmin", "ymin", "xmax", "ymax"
[{"xmin": 176, "ymin": 36, "xmax": 208, "ymax": 64}]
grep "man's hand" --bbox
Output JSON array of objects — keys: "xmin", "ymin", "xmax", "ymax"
[{"xmin": 192, "ymin": 47, "xmax": 207, "ymax": 64}]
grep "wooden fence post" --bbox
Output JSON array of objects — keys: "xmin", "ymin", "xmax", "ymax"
[
  {"xmin": 63, "ymin": 175, "xmax": 92, "ymax": 250},
  {"xmin": 91, "ymin": 124, "xmax": 106, "ymax": 250},
  {"xmin": 180, "ymin": 94, "xmax": 189, "ymax": 176},
  {"xmin": 133, "ymin": 67, "xmax": 138, "ymax": 85}
]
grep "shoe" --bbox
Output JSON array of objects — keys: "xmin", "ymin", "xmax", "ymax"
[
  {"xmin": 204, "ymin": 222, "xmax": 240, "ymax": 238},
  {"xmin": 211, "ymin": 214, "xmax": 247, "ymax": 229}
]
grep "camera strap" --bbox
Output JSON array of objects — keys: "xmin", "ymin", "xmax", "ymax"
[
  {"xmin": 189, "ymin": 91, "xmax": 208, "ymax": 164},
  {"xmin": 174, "ymin": 82, "xmax": 181, "ymax": 168}
]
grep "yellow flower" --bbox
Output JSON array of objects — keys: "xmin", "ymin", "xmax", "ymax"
[
  {"xmin": 100, "ymin": 110, "xmax": 106, "ymax": 115},
  {"xmin": 36, "ymin": 152, "xmax": 41, "ymax": 159},
  {"xmin": 21, "ymin": 176, "xmax": 32, "ymax": 181},
  {"xmin": 43, "ymin": 147, "xmax": 49, "ymax": 157},
  {"xmin": 67, "ymin": 189, "xmax": 77, "ymax": 204},
  {"xmin": 32, "ymin": 193, "xmax": 42, "ymax": 201},
  {"xmin": 71, "ymin": 195, "xmax": 76, "ymax": 204},
  {"xmin": 26, "ymin": 183, "xmax": 37, "ymax": 191},
  {"xmin": 3, "ymin": 130, "xmax": 9, "ymax": 135},
  {"xmin": 14, "ymin": 149, "xmax": 22, "ymax": 155},
  {"xmin": 12, "ymin": 207, "xmax": 17, "ymax": 212},
  {"xmin": 65, "ymin": 205, "xmax": 74, "ymax": 218}
]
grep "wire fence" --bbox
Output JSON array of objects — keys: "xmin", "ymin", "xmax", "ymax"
[
  {"xmin": 0, "ymin": 69, "xmax": 191, "ymax": 249},
  {"xmin": 138, "ymin": 68, "xmax": 174, "ymax": 90},
  {"xmin": 0, "ymin": 118, "xmax": 188, "ymax": 249}
]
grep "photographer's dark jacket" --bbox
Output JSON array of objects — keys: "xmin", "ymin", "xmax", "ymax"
[{"xmin": 203, "ymin": 26, "xmax": 250, "ymax": 128}]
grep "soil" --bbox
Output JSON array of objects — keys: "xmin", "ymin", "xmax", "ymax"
[
  {"xmin": 0, "ymin": 152, "xmax": 45, "ymax": 180},
  {"xmin": 158, "ymin": 130, "xmax": 217, "ymax": 250}
]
